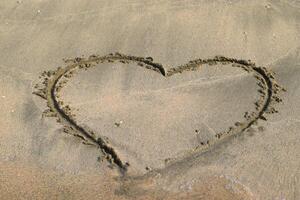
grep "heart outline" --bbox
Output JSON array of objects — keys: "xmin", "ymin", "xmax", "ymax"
[{"xmin": 33, "ymin": 53, "xmax": 285, "ymax": 173}]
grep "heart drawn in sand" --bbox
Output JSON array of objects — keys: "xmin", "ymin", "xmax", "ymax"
[{"xmin": 33, "ymin": 53, "xmax": 284, "ymax": 173}]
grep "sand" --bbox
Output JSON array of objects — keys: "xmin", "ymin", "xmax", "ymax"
[{"xmin": 0, "ymin": 0, "xmax": 300, "ymax": 199}]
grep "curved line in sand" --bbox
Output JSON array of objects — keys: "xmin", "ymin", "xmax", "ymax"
[{"xmin": 34, "ymin": 53, "xmax": 284, "ymax": 174}]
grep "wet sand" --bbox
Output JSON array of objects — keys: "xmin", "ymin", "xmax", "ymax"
[{"xmin": 0, "ymin": 0, "xmax": 300, "ymax": 199}]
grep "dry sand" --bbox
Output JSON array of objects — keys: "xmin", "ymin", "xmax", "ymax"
[{"xmin": 0, "ymin": 0, "xmax": 300, "ymax": 199}]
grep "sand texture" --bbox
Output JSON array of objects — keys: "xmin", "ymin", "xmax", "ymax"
[{"xmin": 0, "ymin": 0, "xmax": 300, "ymax": 199}]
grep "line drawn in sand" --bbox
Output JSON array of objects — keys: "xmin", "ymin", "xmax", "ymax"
[{"xmin": 33, "ymin": 52, "xmax": 286, "ymax": 175}]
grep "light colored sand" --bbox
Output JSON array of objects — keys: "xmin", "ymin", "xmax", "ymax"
[
  {"xmin": 0, "ymin": 0, "xmax": 300, "ymax": 199},
  {"xmin": 60, "ymin": 62, "xmax": 258, "ymax": 172}
]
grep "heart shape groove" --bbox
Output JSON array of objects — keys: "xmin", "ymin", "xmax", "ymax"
[{"xmin": 34, "ymin": 53, "xmax": 285, "ymax": 173}]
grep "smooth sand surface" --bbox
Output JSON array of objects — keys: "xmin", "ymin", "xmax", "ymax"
[
  {"xmin": 0, "ymin": 0, "xmax": 300, "ymax": 199},
  {"xmin": 61, "ymin": 62, "xmax": 258, "ymax": 171}
]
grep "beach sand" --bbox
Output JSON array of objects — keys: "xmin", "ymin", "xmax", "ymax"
[{"xmin": 0, "ymin": 0, "xmax": 299, "ymax": 199}]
